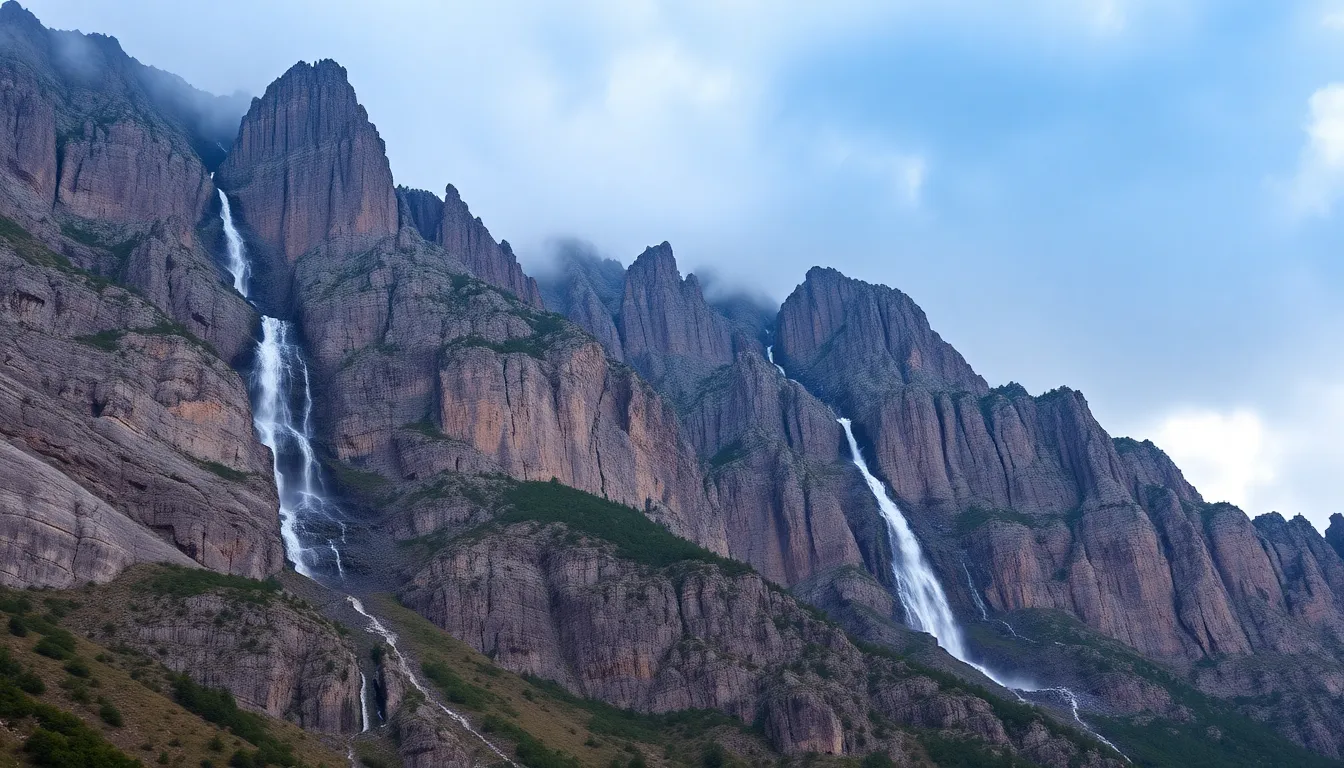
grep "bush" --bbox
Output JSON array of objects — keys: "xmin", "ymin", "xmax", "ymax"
[
  {"xmin": 141, "ymin": 565, "xmax": 280, "ymax": 604},
  {"xmin": 9, "ymin": 615, "xmax": 28, "ymax": 637},
  {"xmin": 33, "ymin": 637, "xmax": 72, "ymax": 661},
  {"xmin": 99, "ymin": 701, "xmax": 124, "ymax": 727},
  {"xmin": 63, "ymin": 659, "xmax": 91, "ymax": 678}
]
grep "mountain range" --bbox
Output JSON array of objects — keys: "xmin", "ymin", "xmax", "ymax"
[{"xmin": 1, "ymin": 3, "xmax": 1343, "ymax": 766}]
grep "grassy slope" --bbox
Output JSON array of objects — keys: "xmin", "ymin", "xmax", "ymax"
[{"xmin": 0, "ymin": 587, "xmax": 346, "ymax": 768}]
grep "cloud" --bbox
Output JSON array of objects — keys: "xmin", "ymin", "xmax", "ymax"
[
  {"xmin": 817, "ymin": 134, "xmax": 928, "ymax": 207},
  {"xmin": 1150, "ymin": 408, "xmax": 1281, "ymax": 512},
  {"xmin": 1288, "ymin": 83, "xmax": 1344, "ymax": 216}
]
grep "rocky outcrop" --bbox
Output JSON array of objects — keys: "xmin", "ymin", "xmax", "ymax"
[
  {"xmin": 535, "ymin": 241, "xmax": 627, "ymax": 360},
  {"xmin": 72, "ymin": 569, "xmax": 363, "ymax": 734},
  {"xmin": 617, "ymin": 242, "xmax": 748, "ymax": 404},
  {"xmin": 393, "ymin": 184, "xmax": 543, "ymax": 307},
  {"xmin": 776, "ymin": 265, "xmax": 1344, "ymax": 758},
  {"xmin": 0, "ymin": 3, "xmax": 255, "ymax": 360},
  {"xmin": 437, "ymin": 184, "xmax": 542, "ymax": 307},
  {"xmin": 776, "ymin": 266, "xmax": 986, "ymax": 411},
  {"xmin": 402, "ymin": 522, "xmax": 1120, "ymax": 765},
  {"xmin": 1329, "ymin": 513, "xmax": 1344, "ymax": 562},
  {"xmin": 215, "ymin": 59, "xmax": 397, "ymax": 274},
  {"xmin": 682, "ymin": 353, "xmax": 870, "ymax": 584},
  {"xmin": 287, "ymin": 232, "xmax": 727, "ymax": 552},
  {"xmin": 0, "ymin": 237, "xmax": 283, "ymax": 581},
  {"xmin": 393, "ymin": 705, "xmax": 489, "ymax": 768}
]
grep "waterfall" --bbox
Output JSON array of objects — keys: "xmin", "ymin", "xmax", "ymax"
[
  {"xmin": 347, "ymin": 597, "xmax": 515, "ymax": 765},
  {"xmin": 219, "ymin": 191, "xmax": 511, "ymax": 750},
  {"xmin": 839, "ymin": 417, "xmax": 973, "ymax": 661},
  {"xmin": 839, "ymin": 418, "xmax": 1126, "ymax": 759},
  {"xmin": 217, "ymin": 190, "xmax": 249, "ymax": 295},
  {"xmin": 766, "ymin": 345, "xmax": 786, "ymax": 376},
  {"xmin": 219, "ymin": 194, "xmax": 343, "ymax": 580}
]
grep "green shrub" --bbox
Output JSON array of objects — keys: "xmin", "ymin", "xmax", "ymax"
[
  {"xmin": 421, "ymin": 660, "xmax": 489, "ymax": 710},
  {"xmin": 99, "ymin": 700, "xmax": 124, "ymax": 727},
  {"xmin": 9, "ymin": 615, "xmax": 28, "ymax": 637},
  {"xmin": 34, "ymin": 637, "xmax": 73, "ymax": 660},
  {"xmin": 141, "ymin": 565, "xmax": 280, "ymax": 604},
  {"xmin": 63, "ymin": 659, "xmax": 91, "ymax": 678},
  {"xmin": 500, "ymin": 481, "xmax": 750, "ymax": 576}
]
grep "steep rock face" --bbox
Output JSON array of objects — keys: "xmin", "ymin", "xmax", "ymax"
[
  {"xmin": 215, "ymin": 59, "xmax": 397, "ymax": 272},
  {"xmin": 0, "ymin": 440, "xmax": 195, "ymax": 588},
  {"xmin": 393, "ymin": 705, "xmax": 488, "ymax": 768},
  {"xmin": 402, "ymin": 523, "xmax": 1121, "ymax": 766},
  {"xmin": 535, "ymin": 242, "xmax": 627, "ymax": 360},
  {"xmin": 391, "ymin": 184, "xmax": 543, "ymax": 307},
  {"xmin": 682, "ymin": 354, "xmax": 870, "ymax": 584},
  {"xmin": 776, "ymin": 265, "xmax": 1344, "ymax": 758},
  {"xmin": 290, "ymin": 235, "xmax": 726, "ymax": 552},
  {"xmin": 776, "ymin": 266, "xmax": 986, "ymax": 410},
  {"xmin": 0, "ymin": 240, "xmax": 283, "ymax": 581},
  {"xmin": 1328, "ymin": 513, "xmax": 1344, "ymax": 562},
  {"xmin": 73, "ymin": 572, "xmax": 363, "ymax": 734},
  {"xmin": 0, "ymin": 3, "xmax": 254, "ymax": 359},
  {"xmin": 617, "ymin": 242, "xmax": 748, "ymax": 404},
  {"xmin": 437, "ymin": 184, "xmax": 543, "ymax": 307}
]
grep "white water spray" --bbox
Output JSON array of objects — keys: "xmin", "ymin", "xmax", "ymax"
[
  {"xmin": 219, "ymin": 194, "xmax": 347, "ymax": 580},
  {"xmin": 347, "ymin": 597, "xmax": 515, "ymax": 764},
  {"xmin": 221, "ymin": 191, "xmax": 508, "ymax": 745},
  {"xmin": 839, "ymin": 418, "xmax": 974, "ymax": 662},
  {"xmin": 840, "ymin": 417, "xmax": 1125, "ymax": 758},
  {"xmin": 217, "ymin": 190, "xmax": 249, "ymax": 295},
  {"xmin": 766, "ymin": 345, "xmax": 786, "ymax": 377}
]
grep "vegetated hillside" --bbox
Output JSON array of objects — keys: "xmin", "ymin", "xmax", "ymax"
[
  {"xmin": 396, "ymin": 478, "xmax": 1125, "ymax": 767},
  {"xmin": 0, "ymin": 583, "xmax": 347, "ymax": 767}
]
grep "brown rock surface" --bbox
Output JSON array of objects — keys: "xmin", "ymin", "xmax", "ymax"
[
  {"xmin": 617, "ymin": 242, "xmax": 752, "ymax": 404},
  {"xmin": 0, "ymin": 3, "xmax": 255, "ymax": 360},
  {"xmin": 393, "ymin": 184, "xmax": 543, "ymax": 307},
  {"xmin": 215, "ymin": 59, "xmax": 397, "ymax": 276},
  {"xmin": 0, "ymin": 237, "xmax": 282, "ymax": 581},
  {"xmin": 287, "ymin": 232, "xmax": 727, "ymax": 552},
  {"xmin": 683, "ymin": 353, "xmax": 870, "ymax": 584},
  {"xmin": 71, "ymin": 569, "xmax": 363, "ymax": 734},
  {"xmin": 401, "ymin": 522, "xmax": 1120, "ymax": 765}
]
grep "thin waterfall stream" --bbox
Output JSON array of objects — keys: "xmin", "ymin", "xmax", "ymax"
[
  {"xmin": 769, "ymin": 351, "xmax": 1123, "ymax": 758},
  {"xmin": 218, "ymin": 188, "xmax": 515, "ymax": 762}
]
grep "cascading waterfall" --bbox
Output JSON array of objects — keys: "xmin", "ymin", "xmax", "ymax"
[
  {"xmin": 219, "ymin": 190, "xmax": 506, "ymax": 753},
  {"xmin": 838, "ymin": 418, "xmax": 975, "ymax": 663},
  {"xmin": 766, "ymin": 345, "xmax": 786, "ymax": 376},
  {"xmin": 838, "ymin": 415, "xmax": 1125, "ymax": 758},
  {"xmin": 219, "ymin": 191, "xmax": 344, "ymax": 580}
]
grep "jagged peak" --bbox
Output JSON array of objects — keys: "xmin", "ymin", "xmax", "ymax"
[{"xmin": 0, "ymin": 0, "xmax": 40, "ymax": 28}]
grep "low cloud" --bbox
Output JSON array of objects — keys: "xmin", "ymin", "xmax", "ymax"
[
  {"xmin": 1150, "ymin": 408, "xmax": 1280, "ymax": 511},
  {"xmin": 1288, "ymin": 83, "xmax": 1344, "ymax": 216}
]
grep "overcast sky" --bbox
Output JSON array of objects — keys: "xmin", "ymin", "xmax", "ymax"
[{"xmin": 23, "ymin": 0, "xmax": 1344, "ymax": 531}]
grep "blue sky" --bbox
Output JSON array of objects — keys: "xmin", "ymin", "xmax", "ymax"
[{"xmin": 24, "ymin": 0, "xmax": 1344, "ymax": 530}]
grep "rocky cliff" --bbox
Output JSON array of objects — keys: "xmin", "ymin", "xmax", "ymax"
[
  {"xmin": 777, "ymin": 264, "xmax": 1344, "ymax": 756},
  {"xmin": 0, "ymin": 1, "xmax": 255, "ymax": 360},
  {"xmin": 215, "ymin": 59, "xmax": 398, "ymax": 282},
  {"xmin": 401, "ymin": 507, "xmax": 1123, "ymax": 766},
  {"xmin": 683, "ymin": 353, "xmax": 874, "ymax": 585},
  {"xmin": 393, "ymin": 184, "xmax": 543, "ymax": 307},
  {"xmin": 0, "ymin": 229, "xmax": 283, "ymax": 583},
  {"xmin": 616, "ymin": 242, "xmax": 747, "ymax": 403},
  {"xmin": 68, "ymin": 566, "xmax": 363, "ymax": 734}
]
